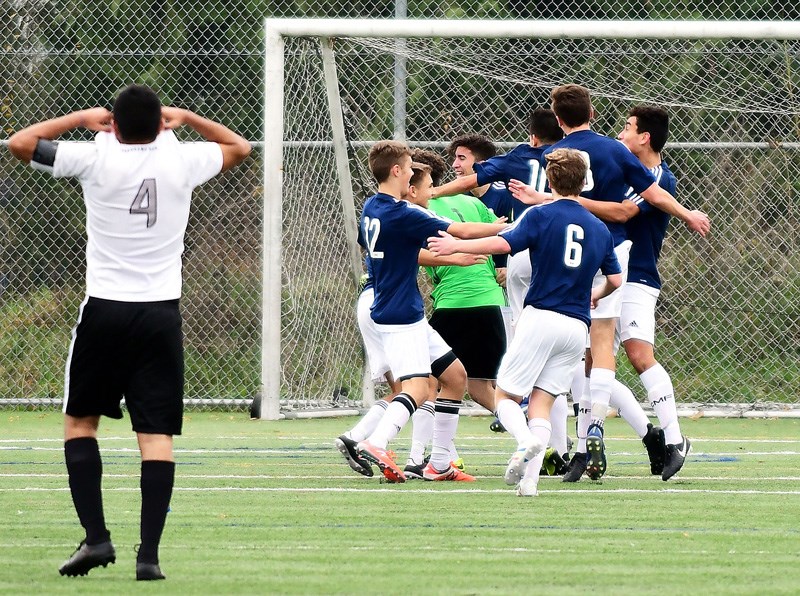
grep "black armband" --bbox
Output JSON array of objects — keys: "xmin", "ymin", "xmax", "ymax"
[{"xmin": 32, "ymin": 139, "xmax": 59, "ymax": 168}]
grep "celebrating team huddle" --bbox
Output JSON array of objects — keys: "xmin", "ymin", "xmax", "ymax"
[{"xmin": 336, "ymin": 84, "xmax": 711, "ymax": 495}]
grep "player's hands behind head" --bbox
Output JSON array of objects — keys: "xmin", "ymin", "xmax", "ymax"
[
  {"xmin": 161, "ymin": 107, "xmax": 188, "ymax": 130},
  {"xmin": 79, "ymin": 108, "xmax": 113, "ymax": 132}
]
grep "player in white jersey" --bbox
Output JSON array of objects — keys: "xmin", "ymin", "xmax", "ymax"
[{"xmin": 8, "ymin": 84, "xmax": 251, "ymax": 580}]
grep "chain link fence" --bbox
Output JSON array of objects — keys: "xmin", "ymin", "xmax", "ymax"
[{"xmin": 2, "ymin": 2, "xmax": 799, "ymax": 413}]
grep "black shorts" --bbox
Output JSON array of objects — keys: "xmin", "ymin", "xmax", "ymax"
[
  {"xmin": 64, "ymin": 297, "xmax": 184, "ymax": 435},
  {"xmin": 429, "ymin": 306, "xmax": 506, "ymax": 380}
]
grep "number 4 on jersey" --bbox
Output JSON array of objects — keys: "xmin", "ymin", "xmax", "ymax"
[{"xmin": 130, "ymin": 178, "xmax": 157, "ymax": 227}]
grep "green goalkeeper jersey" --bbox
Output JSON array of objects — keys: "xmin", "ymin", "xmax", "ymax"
[{"xmin": 424, "ymin": 194, "xmax": 506, "ymax": 310}]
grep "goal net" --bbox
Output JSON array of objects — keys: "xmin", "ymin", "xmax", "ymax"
[{"xmin": 262, "ymin": 20, "xmax": 800, "ymax": 417}]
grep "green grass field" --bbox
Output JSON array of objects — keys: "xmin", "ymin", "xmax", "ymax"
[{"xmin": 1, "ymin": 412, "xmax": 799, "ymax": 595}]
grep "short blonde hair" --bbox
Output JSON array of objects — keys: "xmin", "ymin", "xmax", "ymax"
[{"xmin": 545, "ymin": 148, "xmax": 588, "ymax": 196}]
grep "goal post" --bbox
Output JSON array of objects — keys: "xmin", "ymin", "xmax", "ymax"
[{"xmin": 260, "ymin": 19, "xmax": 800, "ymax": 419}]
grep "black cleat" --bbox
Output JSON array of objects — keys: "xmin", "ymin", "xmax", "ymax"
[
  {"xmin": 136, "ymin": 562, "xmax": 166, "ymax": 581},
  {"xmin": 489, "ymin": 417, "xmax": 506, "ymax": 433},
  {"xmin": 562, "ymin": 452, "xmax": 587, "ymax": 482},
  {"xmin": 403, "ymin": 462, "xmax": 426, "ymax": 480},
  {"xmin": 335, "ymin": 435, "xmax": 374, "ymax": 477},
  {"xmin": 585, "ymin": 425, "xmax": 607, "ymax": 480},
  {"xmin": 59, "ymin": 540, "xmax": 116, "ymax": 577},
  {"xmin": 642, "ymin": 423, "xmax": 666, "ymax": 475},
  {"xmin": 662, "ymin": 436, "xmax": 691, "ymax": 481},
  {"xmin": 540, "ymin": 448, "xmax": 569, "ymax": 476}
]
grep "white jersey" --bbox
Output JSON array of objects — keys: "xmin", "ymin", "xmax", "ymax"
[{"xmin": 35, "ymin": 130, "xmax": 222, "ymax": 301}]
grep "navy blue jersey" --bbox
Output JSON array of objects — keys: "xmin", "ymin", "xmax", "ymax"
[
  {"xmin": 625, "ymin": 161, "xmax": 676, "ymax": 289},
  {"xmin": 544, "ymin": 130, "xmax": 656, "ymax": 246},
  {"xmin": 499, "ymin": 199, "xmax": 621, "ymax": 328},
  {"xmin": 475, "ymin": 143, "xmax": 549, "ymax": 222},
  {"xmin": 358, "ymin": 192, "xmax": 451, "ymax": 325}
]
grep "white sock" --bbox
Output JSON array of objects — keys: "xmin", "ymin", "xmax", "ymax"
[
  {"xmin": 522, "ymin": 418, "xmax": 552, "ymax": 486},
  {"xmin": 496, "ymin": 399, "xmax": 533, "ymax": 445},
  {"xmin": 448, "ymin": 440, "xmax": 459, "ymax": 462},
  {"xmin": 641, "ymin": 364, "xmax": 681, "ymax": 444},
  {"xmin": 347, "ymin": 400, "xmax": 389, "ymax": 442},
  {"xmin": 407, "ymin": 401, "xmax": 434, "ymax": 466},
  {"xmin": 365, "ymin": 394, "xmax": 415, "ymax": 449},
  {"xmin": 610, "ymin": 379, "xmax": 649, "ymax": 438},
  {"xmin": 570, "ymin": 363, "xmax": 585, "ymax": 404},
  {"xmin": 430, "ymin": 399, "xmax": 461, "ymax": 471},
  {"xmin": 549, "ymin": 394, "xmax": 569, "ymax": 455},
  {"xmin": 590, "ymin": 367, "xmax": 616, "ymax": 428}
]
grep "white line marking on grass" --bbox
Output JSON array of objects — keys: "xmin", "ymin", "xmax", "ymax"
[
  {"xmin": 3, "ymin": 473, "xmax": 799, "ymax": 481},
  {"xmin": 4, "ymin": 436, "xmax": 800, "ymax": 444},
  {"xmin": 3, "ymin": 486, "xmax": 800, "ymax": 495},
  {"xmin": 3, "ymin": 446, "xmax": 800, "ymax": 456}
]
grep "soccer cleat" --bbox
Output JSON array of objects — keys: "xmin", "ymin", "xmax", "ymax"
[
  {"xmin": 642, "ymin": 423, "xmax": 666, "ymax": 475},
  {"xmin": 451, "ymin": 457, "xmax": 465, "ymax": 472},
  {"xmin": 136, "ymin": 562, "xmax": 166, "ymax": 581},
  {"xmin": 403, "ymin": 462, "xmax": 426, "ymax": 480},
  {"xmin": 504, "ymin": 439, "xmax": 544, "ymax": 486},
  {"xmin": 516, "ymin": 477, "xmax": 538, "ymax": 497},
  {"xmin": 489, "ymin": 417, "xmax": 506, "ymax": 433},
  {"xmin": 335, "ymin": 435, "xmax": 374, "ymax": 477},
  {"xmin": 357, "ymin": 441, "xmax": 406, "ymax": 483},
  {"xmin": 662, "ymin": 436, "xmax": 691, "ymax": 481},
  {"xmin": 59, "ymin": 540, "xmax": 116, "ymax": 577},
  {"xmin": 585, "ymin": 424, "xmax": 607, "ymax": 480},
  {"xmin": 540, "ymin": 448, "xmax": 569, "ymax": 476},
  {"xmin": 422, "ymin": 462, "xmax": 476, "ymax": 481},
  {"xmin": 562, "ymin": 452, "xmax": 587, "ymax": 482}
]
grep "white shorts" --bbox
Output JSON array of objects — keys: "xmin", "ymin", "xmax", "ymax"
[
  {"xmin": 506, "ymin": 249, "xmax": 531, "ymax": 330},
  {"xmin": 619, "ymin": 282, "xmax": 660, "ymax": 345},
  {"xmin": 357, "ymin": 289, "xmax": 391, "ymax": 382},
  {"xmin": 591, "ymin": 240, "xmax": 632, "ymax": 319},
  {"xmin": 375, "ymin": 318, "xmax": 452, "ymax": 381},
  {"xmin": 497, "ymin": 306, "xmax": 588, "ymax": 398}
]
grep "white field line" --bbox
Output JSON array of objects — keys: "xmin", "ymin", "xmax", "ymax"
[
  {"xmin": 2, "ymin": 436, "xmax": 800, "ymax": 444},
  {"xmin": 2, "ymin": 446, "xmax": 799, "ymax": 457},
  {"xmin": 2, "ymin": 473, "xmax": 800, "ymax": 481},
  {"xmin": 1, "ymin": 486, "xmax": 800, "ymax": 495}
]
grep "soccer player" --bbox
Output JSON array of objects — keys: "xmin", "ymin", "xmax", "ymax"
[
  {"xmin": 7, "ymin": 85, "xmax": 251, "ymax": 580},
  {"xmin": 511, "ymin": 84, "xmax": 709, "ymax": 481},
  {"xmin": 428, "ymin": 148, "xmax": 622, "ymax": 497},
  {"xmin": 410, "ymin": 150, "xmax": 508, "ymax": 477},
  {"xmin": 565, "ymin": 106, "xmax": 691, "ymax": 480},
  {"xmin": 335, "ymin": 161, "xmax": 485, "ymax": 478},
  {"xmin": 354, "ymin": 141, "xmax": 505, "ymax": 483}
]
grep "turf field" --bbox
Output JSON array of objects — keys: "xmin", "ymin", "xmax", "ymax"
[{"xmin": 1, "ymin": 412, "xmax": 799, "ymax": 594}]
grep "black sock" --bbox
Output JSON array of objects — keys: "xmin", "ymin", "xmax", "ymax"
[
  {"xmin": 138, "ymin": 460, "xmax": 175, "ymax": 565},
  {"xmin": 64, "ymin": 437, "xmax": 110, "ymax": 545}
]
